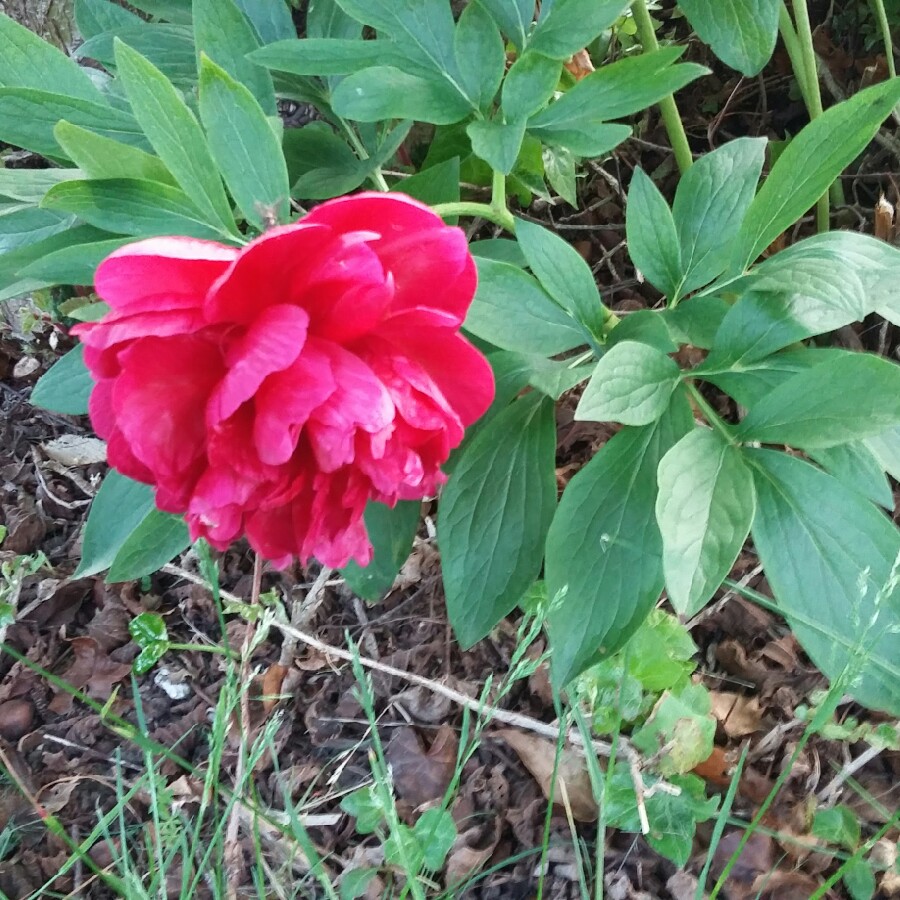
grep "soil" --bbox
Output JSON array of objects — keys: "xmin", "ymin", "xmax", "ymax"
[{"xmin": 1, "ymin": 4, "xmax": 900, "ymax": 898}]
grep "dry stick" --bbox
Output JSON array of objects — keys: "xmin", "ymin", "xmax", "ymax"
[
  {"xmin": 223, "ymin": 552, "xmax": 264, "ymax": 898},
  {"xmin": 164, "ymin": 564, "xmax": 678, "ymax": 833}
]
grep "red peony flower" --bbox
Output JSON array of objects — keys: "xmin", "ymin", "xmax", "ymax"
[{"xmin": 73, "ymin": 193, "xmax": 494, "ymax": 568}]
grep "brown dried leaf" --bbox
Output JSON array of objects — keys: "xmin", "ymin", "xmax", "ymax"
[
  {"xmin": 564, "ymin": 49, "xmax": 595, "ymax": 80},
  {"xmin": 48, "ymin": 636, "xmax": 132, "ymax": 713},
  {"xmin": 709, "ymin": 830, "xmax": 773, "ymax": 899},
  {"xmin": 386, "ymin": 724, "xmax": 458, "ymax": 808},
  {"xmin": 709, "ymin": 691, "xmax": 764, "ymax": 737},
  {"xmin": 445, "ymin": 816, "xmax": 501, "ymax": 886},
  {"xmin": 875, "ymin": 195, "xmax": 896, "ymax": 243},
  {"xmin": 41, "ymin": 436, "xmax": 106, "ymax": 467},
  {"xmin": 496, "ymin": 729, "xmax": 598, "ymax": 822},
  {"xmin": 261, "ymin": 663, "xmax": 289, "ymax": 715}
]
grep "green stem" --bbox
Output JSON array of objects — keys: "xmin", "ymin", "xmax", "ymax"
[
  {"xmin": 340, "ymin": 120, "xmax": 391, "ymax": 192},
  {"xmin": 686, "ymin": 381, "xmax": 737, "ymax": 445},
  {"xmin": 788, "ymin": 0, "xmax": 830, "ymax": 232},
  {"xmin": 870, "ymin": 0, "xmax": 897, "ymax": 78},
  {"xmin": 431, "ymin": 200, "xmax": 516, "ymax": 232},
  {"xmin": 631, "ymin": 0, "xmax": 693, "ymax": 173},
  {"xmin": 778, "ymin": 5, "xmax": 814, "ymax": 110}
]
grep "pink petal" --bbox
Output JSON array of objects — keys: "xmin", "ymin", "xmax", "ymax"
[
  {"xmin": 253, "ymin": 341, "xmax": 337, "ymax": 466},
  {"xmin": 303, "ymin": 192, "xmax": 443, "ymax": 237},
  {"xmin": 95, "ymin": 237, "xmax": 237, "ymax": 314},
  {"xmin": 74, "ymin": 309, "xmax": 207, "ymax": 351},
  {"xmin": 204, "ymin": 222, "xmax": 335, "ymax": 324},
  {"xmin": 206, "ymin": 304, "xmax": 310, "ymax": 426}
]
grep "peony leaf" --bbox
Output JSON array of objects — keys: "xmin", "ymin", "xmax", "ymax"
[
  {"xmin": 31, "ymin": 344, "xmax": 94, "ymax": 416},
  {"xmin": 108, "ymin": 510, "xmax": 190, "ymax": 582},
  {"xmin": 625, "ymin": 168, "xmax": 682, "ymax": 298}
]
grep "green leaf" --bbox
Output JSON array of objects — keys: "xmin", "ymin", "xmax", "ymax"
[
  {"xmin": 118, "ymin": 0, "xmax": 191, "ymax": 25},
  {"xmin": 467, "ymin": 119, "xmax": 526, "ymax": 175},
  {"xmin": 734, "ymin": 78, "xmax": 900, "ymax": 269},
  {"xmin": 523, "ymin": 356, "xmax": 595, "ymax": 399},
  {"xmin": 340, "ymin": 786, "xmax": 383, "ymax": 834},
  {"xmin": 0, "ymin": 209, "xmax": 74, "ymax": 254},
  {"xmin": 0, "ymin": 169, "xmax": 84, "ymax": 204},
  {"xmin": 529, "ymin": 0, "xmax": 630, "ymax": 59},
  {"xmin": 78, "ymin": 26, "xmax": 198, "ymax": 85},
  {"xmin": 736, "ymin": 354, "xmax": 900, "ymax": 449},
  {"xmin": 543, "ymin": 145, "xmax": 577, "ymax": 207},
  {"xmin": 108, "ymin": 509, "xmax": 190, "ymax": 581},
  {"xmin": 129, "ymin": 612, "xmax": 169, "ymax": 675},
  {"xmin": 502, "ymin": 51, "xmax": 561, "ymax": 121},
  {"xmin": 576, "ymin": 341, "xmax": 680, "ymax": 425},
  {"xmin": 193, "ymin": 0, "xmax": 276, "ymax": 114},
  {"xmin": 661, "ymin": 295, "xmax": 729, "ymax": 349},
  {"xmin": 454, "ymin": 2, "xmax": 505, "ymax": 113},
  {"xmin": 479, "ymin": 0, "xmax": 533, "ymax": 51},
  {"xmin": 677, "ymin": 0, "xmax": 780, "ymax": 76},
  {"xmin": 843, "ymin": 858, "xmax": 876, "ymax": 900},
  {"xmin": 466, "ymin": 258, "xmax": 588, "ymax": 355},
  {"xmin": 341, "ymin": 501, "xmax": 420, "ymax": 601},
  {"xmin": 413, "ymin": 808, "xmax": 456, "ymax": 871},
  {"xmin": 625, "ymin": 168, "xmax": 682, "ymax": 298},
  {"xmin": 810, "ymin": 443, "xmax": 893, "ymax": 509},
  {"xmin": 749, "ymin": 450, "xmax": 900, "ymax": 714},
  {"xmin": 531, "ymin": 121, "xmax": 631, "ymax": 157},
  {"xmin": 0, "ymin": 10, "xmax": 105, "ymax": 102},
  {"xmin": 441, "ymin": 393, "xmax": 557, "ymax": 647},
  {"xmin": 21, "ymin": 238, "xmax": 131, "ymax": 286},
  {"xmin": 114, "ymin": 40, "xmax": 236, "ymax": 235},
  {"xmin": 812, "ymin": 805, "xmax": 861, "ymax": 851},
  {"xmin": 0, "ymin": 89, "xmax": 146, "ymax": 159},
  {"xmin": 656, "ymin": 428, "xmax": 755, "ymax": 616},
  {"xmin": 396, "ymin": 158, "xmax": 460, "ymax": 206},
  {"xmin": 198, "ymin": 56, "xmax": 290, "ymax": 229},
  {"xmin": 54, "ymin": 121, "xmax": 176, "ymax": 185},
  {"xmin": 332, "ymin": 66, "xmax": 472, "ymax": 124},
  {"xmin": 283, "ymin": 122, "xmax": 365, "ymax": 199},
  {"xmin": 250, "ymin": 38, "xmax": 393, "ymax": 76},
  {"xmin": 607, "ymin": 309, "xmax": 678, "ymax": 354},
  {"xmin": 528, "ymin": 48, "xmax": 707, "ymax": 130},
  {"xmin": 76, "ymin": 0, "xmax": 145, "ymax": 40},
  {"xmin": 42, "ymin": 178, "xmax": 230, "ymax": 241},
  {"xmin": 76, "ymin": 472, "xmax": 155, "ymax": 577},
  {"xmin": 232, "ymin": 0, "xmax": 296, "ymax": 44},
  {"xmin": 31, "ymin": 345, "xmax": 93, "ymax": 415},
  {"xmin": 545, "ymin": 391, "xmax": 694, "ymax": 683},
  {"xmin": 865, "ymin": 425, "xmax": 900, "ymax": 481},
  {"xmin": 515, "ymin": 217, "xmax": 607, "ymax": 335},
  {"xmin": 340, "ymin": 868, "xmax": 379, "ymax": 900},
  {"xmin": 470, "ymin": 237, "xmax": 527, "ymax": 268},
  {"xmin": 672, "ymin": 137, "xmax": 766, "ymax": 295}
]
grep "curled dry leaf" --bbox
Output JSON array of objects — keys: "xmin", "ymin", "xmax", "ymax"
[
  {"xmin": 386, "ymin": 724, "xmax": 458, "ymax": 808},
  {"xmin": 495, "ymin": 729, "xmax": 598, "ymax": 822},
  {"xmin": 564, "ymin": 49, "xmax": 595, "ymax": 80},
  {"xmin": 709, "ymin": 691, "xmax": 764, "ymax": 737},
  {"xmin": 41, "ymin": 435, "xmax": 107, "ymax": 467},
  {"xmin": 445, "ymin": 816, "xmax": 502, "ymax": 886}
]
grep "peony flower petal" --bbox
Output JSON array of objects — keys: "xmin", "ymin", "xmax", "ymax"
[
  {"xmin": 206, "ymin": 303, "xmax": 310, "ymax": 426},
  {"xmin": 302, "ymin": 191, "xmax": 443, "ymax": 237},
  {"xmin": 95, "ymin": 237, "xmax": 237, "ymax": 314},
  {"xmin": 73, "ymin": 309, "xmax": 207, "ymax": 351},
  {"xmin": 112, "ymin": 335, "xmax": 224, "ymax": 491}
]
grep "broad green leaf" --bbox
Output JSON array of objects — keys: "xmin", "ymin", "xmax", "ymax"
[
  {"xmin": 749, "ymin": 450, "xmax": 900, "ymax": 714},
  {"xmin": 576, "ymin": 341, "xmax": 680, "ymax": 425},
  {"xmin": 21, "ymin": 237, "xmax": 131, "ymax": 286},
  {"xmin": 529, "ymin": 48, "xmax": 707, "ymax": 130},
  {"xmin": 523, "ymin": 356, "xmax": 595, "ymax": 399},
  {"xmin": 543, "ymin": 145, "xmax": 577, "ymax": 206},
  {"xmin": 78, "ymin": 26, "xmax": 198, "ymax": 85},
  {"xmin": 283, "ymin": 122, "xmax": 365, "ymax": 199},
  {"xmin": 42, "ymin": 178, "xmax": 231, "ymax": 241},
  {"xmin": 194, "ymin": 0, "xmax": 276, "ymax": 114},
  {"xmin": 479, "ymin": 0, "xmax": 533, "ymax": 51},
  {"xmin": 108, "ymin": 510, "xmax": 190, "ymax": 581},
  {"xmin": 529, "ymin": 0, "xmax": 630, "ymax": 59},
  {"xmin": 413, "ymin": 808, "xmax": 456, "ymax": 871},
  {"xmin": 677, "ymin": 0, "xmax": 779, "ymax": 76},
  {"xmin": 307, "ymin": 0, "xmax": 361, "ymax": 40},
  {"xmin": 0, "ymin": 10, "xmax": 105, "ymax": 102},
  {"xmin": 250, "ymin": 38, "xmax": 394, "ymax": 75},
  {"xmin": 672, "ymin": 137, "xmax": 766, "ymax": 295},
  {"xmin": 470, "ymin": 238, "xmax": 527, "ymax": 268},
  {"xmin": 0, "ymin": 209, "xmax": 74, "ymax": 254},
  {"xmin": 114, "ymin": 40, "xmax": 237, "ymax": 235},
  {"xmin": 232, "ymin": 0, "xmax": 296, "ymax": 44},
  {"xmin": 332, "ymin": 67, "xmax": 472, "ymax": 124},
  {"xmin": 0, "ymin": 89, "xmax": 146, "ymax": 159},
  {"xmin": 515, "ymin": 217, "xmax": 607, "ymax": 335},
  {"xmin": 31, "ymin": 345, "xmax": 93, "ymax": 415},
  {"xmin": 736, "ymin": 354, "xmax": 900, "ymax": 449},
  {"xmin": 660, "ymin": 295, "xmax": 729, "ymax": 350},
  {"xmin": 396, "ymin": 157, "xmax": 460, "ymax": 207},
  {"xmin": 546, "ymin": 391, "xmax": 694, "ymax": 683},
  {"xmin": 76, "ymin": 0, "xmax": 144, "ymax": 40},
  {"xmin": 734, "ymin": 78, "xmax": 900, "ymax": 269},
  {"xmin": 812, "ymin": 806, "xmax": 861, "ymax": 851},
  {"xmin": 607, "ymin": 309, "xmax": 679, "ymax": 354},
  {"xmin": 0, "ymin": 169, "xmax": 84, "ymax": 204},
  {"xmin": 466, "ymin": 258, "xmax": 588, "ymax": 355},
  {"xmin": 123, "ymin": 0, "xmax": 191, "ymax": 24},
  {"xmin": 467, "ymin": 119, "xmax": 526, "ymax": 175},
  {"xmin": 199, "ymin": 56, "xmax": 290, "ymax": 229},
  {"xmin": 454, "ymin": 2, "xmax": 505, "ymax": 113},
  {"xmin": 810, "ymin": 443, "xmax": 893, "ymax": 509},
  {"xmin": 843, "ymin": 858, "xmax": 877, "ymax": 900},
  {"xmin": 441, "ymin": 393, "xmax": 557, "ymax": 647},
  {"xmin": 656, "ymin": 428, "xmax": 755, "ymax": 616},
  {"xmin": 501, "ymin": 51, "xmax": 561, "ymax": 121},
  {"xmin": 531, "ymin": 121, "xmax": 631, "ymax": 157},
  {"xmin": 626, "ymin": 168, "xmax": 681, "ymax": 298},
  {"xmin": 341, "ymin": 501, "xmax": 420, "ymax": 601},
  {"xmin": 54, "ymin": 121, "xmax": 176, "ymax": 185},
  {"xmin": 77, "ymin": 472, "xmax": 155, "ymax": 577},
  {"xmin": 865, "ymin": 425, "xmax": 900, "ymax": 481}
]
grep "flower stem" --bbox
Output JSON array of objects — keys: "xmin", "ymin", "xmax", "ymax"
[
  {"xmin": 431, "ymin": 200, "xmax": 516, "ymax": 232},
  {"xmin": 786, "ymin": 0, "xmax": 830, "ymax": 232},
  {"xmin": 870, "ymin": 0, "xmax": 897, "ymax": 78},
  {"xmin": 686, "ymin": 381, "xmax": 737, "ymax": 445},
  {"xmin": 340, "ymin": 119, "xmax": 391, "ymax": 192},
  {"xmin": 631, "ymin": 0, "xmax": 693, "ymax": 173}
]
